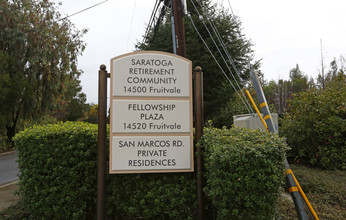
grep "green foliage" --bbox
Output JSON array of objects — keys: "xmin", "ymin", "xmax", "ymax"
[
  {"xmin": 83, "ymin": 104, "xmax": 98, "ymax": 124},
  {"xmin": 317, "ymin": 55, "xmax": 346, "ymax": 90},
  {"xmin": 64, "ymin": 92, "xmax": 89, "ymax": 121},
  {"xmin": 0, "ymin": 201, "xmax": 31, "ymax": 220},
  {"xmin": 14, "ymin": 122, "xmax": 286, "ymax": 219},
  {"xmin": 0, "ymin": 134, "xmax": 12, "ymax": 153},
  {"xmin": 20, "ymin": 114, "xmax": 58, "ymax": 130},
  {"xmin": 14, "ymin": 122, "xmax": 98, "ymax": 219},
  {"xmin": 263, "ymin": 80, "xmax": 278, "ymax": 106},
  {"xmin": 281, "ymin": 87, "xmax": 346, "ymax": 169},
  {"xmin": 137, "ymin": 0, "xmax": 260, "ymax": 120},
  {"xmin": 3, "ymin": 166, "xmax": 344, "ymax": 220},
  {"xmin": 289, "ymin": 64, "xmax": 309, "ymax": 93},
  {"xmin": 213, "ymin": 88, "xmax": 276, "ymax": 128},
  {"xmin": 212, "ymin": 90, "xmax": 250, "ymax": 128},
  {"xmin": 292, "ymin": 164, "xmax": 346, "ymax": 219},
  {"xmin": 200, "ymin": 126, "xmax": 287, "ymax": 219},
  {"xmin": 107, "ymin": 173, "xmax": 197, "ymax": 219},
  {"xmin": 262, "ymin": 64, "xmax": 310, "ymax": 115},
  {"xmin": 0, "ymin": 0, "xmax": 86, "ymax": 141}
]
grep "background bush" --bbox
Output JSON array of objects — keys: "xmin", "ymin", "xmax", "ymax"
[
  {"xmin": 281, "ymin": 87, "xmax": 346, "ymax": 170},
  {"xmin": 14, "ymin": 122, "xmax": 287, "ymax": 219},
  {"xmin": 212, "ymin": 89, "xmax": 277, "ymax": 129},
  {"xmin": 212, "ymin": 92, "xmax": 249, "ymax": 128},
  {"xmin": 201, "ymin": 126, "xmax": 287, "ymax": 219}
]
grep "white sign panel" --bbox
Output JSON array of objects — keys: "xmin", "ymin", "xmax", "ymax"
[
  {"xmin": 110, "ymin": 51, "xmax": 193, "ymax": 174},
  {"xmin": 112, "ymin": 99, "xmax": 191, "ymax": 133},
  {"xmin": 112, "ymin": 53, "xmax": 190, "ymax": 97},
  {"xmin": 111, "ymin": 136, "xmax": 192, "ymax": 171}
]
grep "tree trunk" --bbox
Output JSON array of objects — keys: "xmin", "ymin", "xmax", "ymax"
[
  {"xmin": 5, "ymin": 110, "xmax": 20, "ymax": 147},
  {"xmin": 6, "ymin": 124, "xmax": 16, "ymax": 147}
]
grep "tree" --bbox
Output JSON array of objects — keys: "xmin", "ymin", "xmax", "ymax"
[
  {"xmin": 136, "ymin": 0, "xmax": 259, "ymax": 120},
  {"xmin": 212, "ymin": 90, "xmax": 250, "ymax": 128},
  {"xmin": 262, "ymin": 80, "xmax": 277, "ymax": 106},
  {"xmin": 65, "ymin": 93, "xmax": 88, "ymax": 121},
  {"xmin": 0, "ymin": 0, "xmax": 86, "ymax": 142},
  {"xmin": 289, "ymin": 64, "xmax": 309, "ymax": 93},
  {"xmin": 262, "ymin": 64, "xmax": 309, "ymax": 115},
  {"xmin": 261, "ymin": 79, "xmax": 291, "ymax": 115},
  {"xmin": 324, "ymin": 56, "xmax": 346, "ymax": 89},
  {"xmin": 84, "ymin": 104, "xmax": 98, "ymax": 124},
  {"xmin": 62, "ymin": 80, "xmax": 89, "ymax": 122}
]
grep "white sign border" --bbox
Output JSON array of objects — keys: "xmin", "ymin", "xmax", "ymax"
[
  {"xmin": 111, "ymin": 51, "xmax": 191, "ymax": 98},
  {"xmin": 109, "ymin": 51, "xmax": 194, "ymax": 174}
]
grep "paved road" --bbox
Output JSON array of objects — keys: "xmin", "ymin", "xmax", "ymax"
[{"xmin": 0, "ymin": 152, "xmax": 19, "ymax": 185}]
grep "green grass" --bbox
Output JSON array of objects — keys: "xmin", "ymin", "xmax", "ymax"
[
  {"xmin": 275, "ymin": 164, "xmax": 346, "ymax": 219},
  {"xmin": 1, "ymin": 164, "xmax": 345, "ymax": 219}
]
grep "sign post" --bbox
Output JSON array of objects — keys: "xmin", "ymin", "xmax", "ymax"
[
  {"xmin": 97, "ymin": 64, "xmax": 108, "ymax": 220},
  {"xmin": 194, "ymin": 66, "xmax": 204, "ymax": 219},
  {"xmin": 110, "ymin": 51, "xmax": 193, "ymax": 173}
]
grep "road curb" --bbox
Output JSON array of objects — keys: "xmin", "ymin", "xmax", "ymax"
[
  {"xmin": 0, "ymin": 150, "xmax": 16, "ymax": 157},
  {"xmin": 0, "ymin": 180, "xmax": 19, "ymax": 189}
]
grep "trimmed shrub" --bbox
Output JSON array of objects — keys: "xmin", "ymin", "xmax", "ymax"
[
  {"xmin": 281, "ymin": 87, "xmax": 346, "ymax": 169},
  {"xmin": 201, "ymin": 126, "xmax": 287, "ymax": 219},
  {"xmin": 106, "ymin": 173, "xmax": 197, "ymax": 219},
  {"xmin": 14, "ymin": 121, "xmax": 98, "ymax": 219},
  {"xmin": 14, "ymin": 122, "xmax": 286, "ymax": 219}
]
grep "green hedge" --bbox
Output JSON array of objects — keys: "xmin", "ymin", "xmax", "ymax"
[
  {"xmin": 14, "ymin": 122, "xmax": 98, "ymax": 219},
  {"xmin": 106, "ymin": 173, "xmax": 196, "ymax": 219},
  {"xmin": 14, "ymin": 122, "xmax": 287, "ymax": 219},
  {"xmin": 201, "ymin": 127, "xmax": 287, "ymax": 219}
]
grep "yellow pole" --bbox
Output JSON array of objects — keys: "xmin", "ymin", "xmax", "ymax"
[
  {"xmin": 245, "ymin": 90, "xmax": 269, "ymax": 132},
  {"xmin": 287, "ymin": 169, "xmax": 320, "ymax": 220},
  {"xmin": 246, "ymin": 90, "xmax": 319, "ymax": 219}
]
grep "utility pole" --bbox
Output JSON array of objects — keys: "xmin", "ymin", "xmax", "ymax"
[
  {"xmin": 172, "ymin": 0, "xmax": 186, "ymax": 57},
  {"xmin": 172, "ymin": 1, "xmax": 204, "ymax": 218},
  {"xmin": 320, "ymin": 39, "xmax": 325, "ymax": 90},
  {"xmin": 250, "ymin": 69, "xmax": 310, "ymax": 220}
]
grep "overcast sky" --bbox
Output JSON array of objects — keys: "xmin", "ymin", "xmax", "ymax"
[{"xmin": 55, "ymin": 0, "xmax": 346, "ymax": 104}]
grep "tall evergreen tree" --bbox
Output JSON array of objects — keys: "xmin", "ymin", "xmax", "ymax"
[
  {"xmin": 289, "ymin": 64, "xmax": 309, "ymax": 93},
  {"xmin": 136, "ymin": 0, "xmax": 259, "ymax": 119},
  {"xmin": 0, "ymin": 0, "xmax": 86, "ymax": 142},
  {"xmin": 324, "ymin": 56, "xmax": 346, "ymax": 89}
]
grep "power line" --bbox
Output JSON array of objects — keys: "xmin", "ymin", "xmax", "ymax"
[
  {"xmin": 189, "ymin": 0, "xmax": 254, "ymax": 113},
  {"xmin": 58, "ymin": 0, "xmax": 110, "ymax": 22},
  {"xmin": 226, "ymin": 0, "xmax": 234, "ymax": 16},
  {"xmin": 195, "ymin": 0, "xmax": 254, "ymax": 112},
  {"xmin": 142, "ymin": 0, "xmax": 172, "ymax": 45},
  {"xmin": 154, "ymin": 1, "xmax": 171, "ymax": 33},
  {"xmin": 187, "ymin": 12, "xmax": 252, "ymax": 115},
  {"xmin": 194, "ymin": 0, "xmax": 242, "ymax": 81},
  {"xmin": 141, "ymin": 0, "xmax": 254, "ymax": 114},
  {"xmin": 126, "ymin": 0, "xmax": 137, "ymax": 51},
  {"xmin": 2, "ymin": 0, "xmax": 110, "ymax": 41},
  {"xmin": 142, "ymin": 0, "xmax": 161, "ymax": 44}
]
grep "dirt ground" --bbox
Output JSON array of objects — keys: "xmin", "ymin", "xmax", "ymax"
[{"xmin": 0, "ymin": 181, "xmax": 19, "ymax": 211}]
